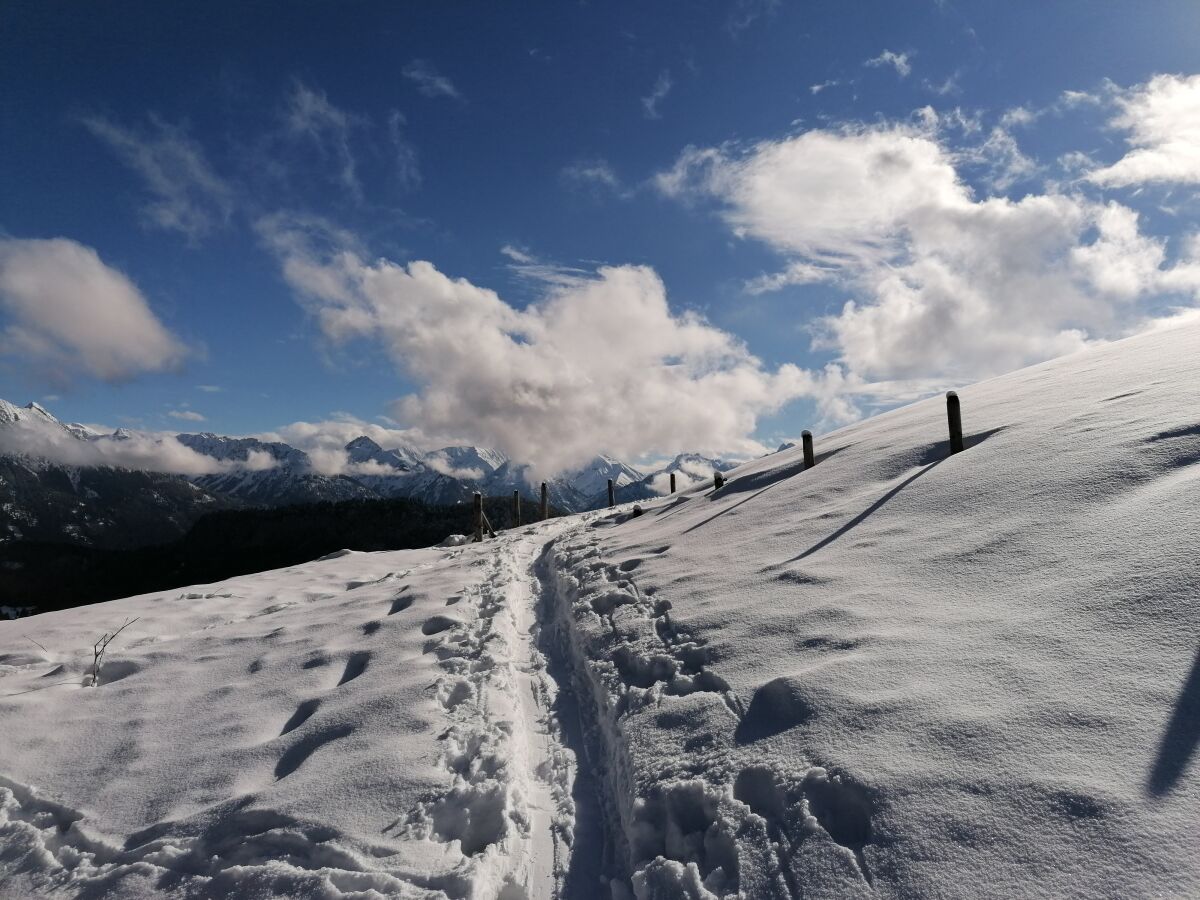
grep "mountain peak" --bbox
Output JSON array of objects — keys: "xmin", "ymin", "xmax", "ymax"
[{"xmin": 345, "ymin": 435, "xmax": 382, "ymax": 453}]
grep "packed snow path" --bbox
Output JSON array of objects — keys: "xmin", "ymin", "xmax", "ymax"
[{"xmin": 4, "ymin": 321, "xmax": 1200, "ymax": 898}]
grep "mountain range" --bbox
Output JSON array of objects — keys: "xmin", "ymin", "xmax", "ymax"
[{"xmin": 0, "ymin": 398, "xmax": 735, "ymax": 550}]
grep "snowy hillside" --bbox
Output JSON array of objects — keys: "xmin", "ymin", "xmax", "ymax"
[{"xmin": 2, "ymin": 322, "xmax": 1199, "ymax": 898}]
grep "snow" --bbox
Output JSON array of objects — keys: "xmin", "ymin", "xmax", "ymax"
[
  {"xmin": 563, "ymin": 456, "xmax": 645, "ymax": 499},
  {"xmin": 3, "ymin": 322, "xmax": 1200, "ymax": 898}
]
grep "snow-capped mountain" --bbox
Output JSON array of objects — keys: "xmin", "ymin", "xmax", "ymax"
[
  {"xmin": 0, "ymin": 402, "xmax": 237, "ymax": 549},
  {"xmin": 345, "ymin": 436, "xmax": 420, "ymax": 470},
  {"xmin": 563, "ymin": 454, "xmax": 644, "ymax": 499},
  {"xmin": 583, "ymin": 452, "xmax": 739, "ymax": 508}
]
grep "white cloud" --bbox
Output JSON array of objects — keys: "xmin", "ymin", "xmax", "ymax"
[
  {"xmin": 499, "ymin": 246, "xmax": 591, "ymax": 289},
  {"xmin": 196, "ymin": 384, "xmax": 223, "ymax": 393},
  {"xmin": 744, "ymin": 261, "xmax": 837, "ymax": 294},
  {"xmin": 256, "ymin": 212, "xmax": 832, "ymax": 475},
  {"xmin": 865, "ymin": 50, "xmax": 912, "ymax": 78},
  {"xmin": 727, "ymin": 0, "xmax": 780, "ymax": 36},
  {"xmin": 561, "ymin": 158, "xmax": 631, "ymax": 198},
  {"xmin": 81, "ymin": 115, "xmax": 234, "ymax": 242},
  {"xmin": 257, "ymin": 414, "xmax": 430, "ymax": 477},
  {"xmin": 656, "ymin": 123, "xmax": 1199, "ymax": 392},
  {"xmin": 0, "ymin": 417, "xmax": 272, "ymax": 476},
  {"xmin": 642, "ymin": 71, "xmax": 674, "ymax": 120},
  {"xmin": 168, "ymin": 409, "xmax": 206, "ymax": 422},
  {"xmin": 810, "ymin": 80, "xmax": 843, "ymax": 95},
  {"xmin": 403, "ymin": 60, "xmax": 462, "ymax": 100},
  {"xmin": 284, "ymin": 81, "xmax": 364, "ymax": 201},
  {"xmin": 1087, "ymin": 74, "xmax": 1200, "ymax": 187},
  {"xmin": 0, "ymin": 237, "xmax": 191, "ymax": 384},
  {"xmin": 387, "ymin": 110, "xmax": 421, "ymax": 191}
]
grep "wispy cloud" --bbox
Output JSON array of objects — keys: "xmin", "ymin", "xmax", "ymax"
[
  {"xmin": 641, "ymin": 70, "xmax": 674, "ymax": 119},
  {"xmin": 283, "ymin": 80, "xmax": 365, "ymax": 202},
  {"xmin": 168, "ymin": 409, "xmax": 206, "ymax": 422},
  {"xmin": 80, "ymin": 114, "xmax": 234, "ymax": 243},
  {"xmin": 560, "ymin": 158, "xmax": 632, "ymax": 199},
  {"xmin": 499, "ymin": 245, "xmax": 592, "ymax": 289},
  {"xmin": 810, "ymin": 80, "xmax": 843, "ymax": 95},
  {"xmin": 403, "ymin": 59, "xmax": 462, "ymax": 101},
  {"xmin": 864, "ymin": 49, "xmax": 912, "ymax": 78},
  {"xmin": 196, "ymin": 384, "xmax": 222, "ymax": 393},
  {"xmin": 726, "ymin": 0, "xmax": 780, "ymax": 36},
  {"xmin": 387, "ymin": 110, "xmax": 422, "ymax": 191}
]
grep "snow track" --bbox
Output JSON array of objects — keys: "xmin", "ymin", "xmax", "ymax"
[{"xmin": 401, "ymin": 524, "xmax": 580, "ymax": 898}]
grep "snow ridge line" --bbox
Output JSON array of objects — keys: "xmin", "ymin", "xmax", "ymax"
[{"xmin": 402, "ymin": 529, "xmax": 577, "ymax": 899}]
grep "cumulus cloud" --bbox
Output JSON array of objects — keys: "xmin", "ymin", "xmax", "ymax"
[
  {"xmin": 642, "ymin": 71, "xmax": 674, "ymax": 120},
  {"xmin": 81, "ymin": 114, "xmax": 234, "ymax": 242},
  {"xmin": 1087, "ymin": 74, "xmax": 1200, "ymax": 187},
  {"xmin": 256, "ymin": 212, "xmax": 831, "ymax": 474},
  {"xmin": 865, "ymin": 50, "xmax": 912, "ymax": 78},
  {"xmin": 403, "ymin": 60, "xmax": 462, "ymax": 100},
  {"xmin": 0, "ymin": 417, "xmax": 273, "ymax": 476},
  {"xmin": 656, "ymin": 123, "xmax": 1198, "ymax": 391},
  {"xmin": 0, "ymin": 237, "xmax": 191, "ymax": 384}
]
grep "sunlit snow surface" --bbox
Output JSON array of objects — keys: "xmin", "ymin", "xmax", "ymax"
[{"xmin": 3, "ymin": 322, "xmax": 1199, "ymax": 898}]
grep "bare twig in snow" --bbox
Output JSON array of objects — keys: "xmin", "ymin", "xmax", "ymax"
[
  {"xmin": 25, "ymin": 636, "xmax": 48, "ymax": 654},
  {"xmin": 88, "ymin": 617, "xmax": 139, "ymax": 687}
]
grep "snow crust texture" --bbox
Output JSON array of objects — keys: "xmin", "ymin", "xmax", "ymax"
[{"xmin": 3, "ymin": 322, "xmax": 1200, "ymax": 898}]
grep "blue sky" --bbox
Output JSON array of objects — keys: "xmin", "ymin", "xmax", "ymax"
[{"xmin": 3, "ymin": 1, "xmax": 1200, "ymax": 473}]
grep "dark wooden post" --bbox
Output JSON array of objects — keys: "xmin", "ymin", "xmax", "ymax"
[
  {"xmin": 669, "ymin": 472, "xmax": 676, "ymax": 494},
  {"xmin": 607, "ymin": 478, "xmax": 615, "ymax": 508},
  {"xmin": 947, "ymin": 391, "xmax": 964, "ymax": 454},
  {"xmin": 714, "ymin": 471, "xmax": 725, "ymax": 490},
  {"xmin": 472, "ymin": 492, "xmax": 483, "ymax": 542},
  {"xmin": 802, "ymin": 430, "xmax": 815, "ymax": 469},
  {"xmin": 513, "ymin": 490, "xmax": 520, "ymax": 527},
  {"xmin": 540, "ymin": 482, "xmax": 548, "ymax": 520}
]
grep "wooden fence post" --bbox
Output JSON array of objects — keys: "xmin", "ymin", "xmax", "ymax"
[
  {"xmin": 472, "ymin": 492, "xmax": 483, "ymax": 542},
  {"xmin": 513, "ymin": 490, "xmax": 520, "ymax": 527},
  {"xmin": 947, "ymin": 391, "xmax": 964, "ymax": 454},
  {"xmin": 714, "ymin": 471, "xmax": 725, "ymax": 490},
  {"xmin": 607, "ymin": 478, "xmax": 615, "ymax": 508},
  {"xmin": 669, "ymin": 472, "xmax": 676, "ymax": 494},
  {"xmin": 802, "ymin": 430, "xmax": 815, "ymax": 469},
  {"xmin": 540, "ymin": 482, "xmax": 549, "ymax": 520}
]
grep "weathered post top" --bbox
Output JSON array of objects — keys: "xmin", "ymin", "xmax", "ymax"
[
  {"xmin": 801, "ymin": 430, "xmax": 816, "ymax": 469},
  {"xmin": 607, "ymin": 478, "xmax": 615, "ymax": 508},
  {"xmin": 540, "ymin": 481, "xmax": 549, "ymax": 520},
  {"xmin": 669, "ymin": 472, "xmax": 676, "ymax": 494},
  {"xmin": 513, "ymin": 489, "xmax": 520, "ymax": 527},
  {"xmin": 472, "ymin": 491, "xmax": 483, "ymax": 542}
]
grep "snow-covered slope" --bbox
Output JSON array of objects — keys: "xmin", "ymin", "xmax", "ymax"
[{"xmin": 2, "ymin": 322, "xmax": 1199, "ymax": 899}]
